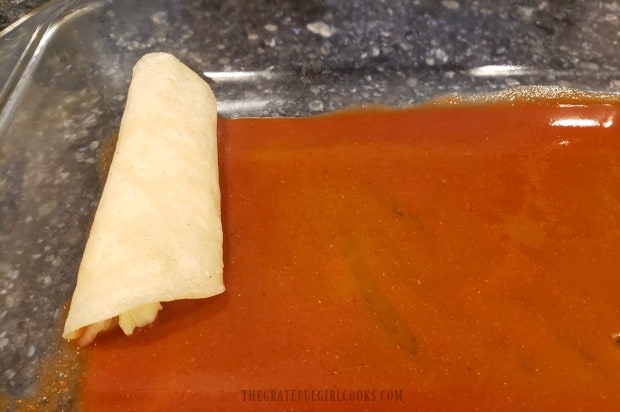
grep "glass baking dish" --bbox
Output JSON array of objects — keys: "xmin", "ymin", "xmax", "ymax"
[{"xmin": 2, "ymin": 0, "xmax": 620, "ymax": 407}]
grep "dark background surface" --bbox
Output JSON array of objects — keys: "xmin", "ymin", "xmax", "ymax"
[{"xmin": 0, "ymin": 0, "xmax": 44, "ymax": 30}]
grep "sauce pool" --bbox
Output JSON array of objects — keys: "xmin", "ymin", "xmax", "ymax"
[{"xmin": 81, "ymin": 95, "xmax": 620, "ymax": 411}]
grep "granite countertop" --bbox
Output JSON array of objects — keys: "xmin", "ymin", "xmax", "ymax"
[
  {"xmin": 0, "ymin": 0, "xmax": 44, "ymax": 30},
  {"xmin": 2, "ymin": 0, "xmax": 620, "ymax": 409}
]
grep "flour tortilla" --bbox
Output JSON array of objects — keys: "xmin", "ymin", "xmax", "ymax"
[{"xmin": 63, "ymin": 53, "xmax": 224, "ymax": 345}]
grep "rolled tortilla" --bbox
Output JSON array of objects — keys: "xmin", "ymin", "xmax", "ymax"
[{"xmin": 63, "ymin": 53, "xmax": 224, "ymax": 346}]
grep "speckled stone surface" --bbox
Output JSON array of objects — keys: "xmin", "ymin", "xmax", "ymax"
[
  {"xmin": 1, "ymin": 0, "xmax": 620, "ymax": 407},
  {"xmin": 0, "ymin": 0, "xmax": 43, "ymax": 30}
]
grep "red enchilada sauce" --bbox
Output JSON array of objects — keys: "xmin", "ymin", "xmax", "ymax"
[{"xmin": 81, "ymin": 94, "xmax": 620, "ymax": 411}]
